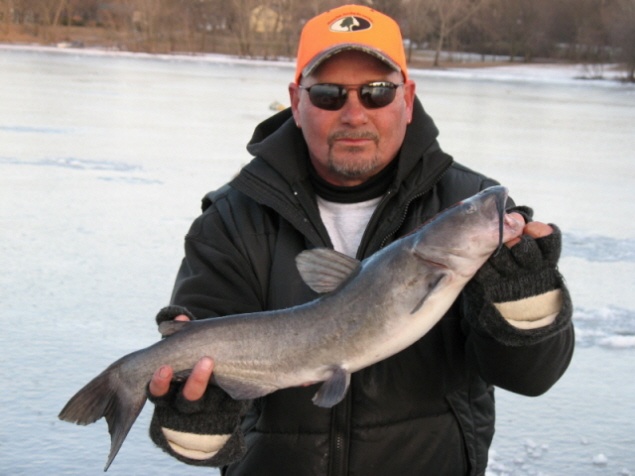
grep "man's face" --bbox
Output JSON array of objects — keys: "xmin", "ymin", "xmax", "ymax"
[{"xmin": 289, "ymin": 50, "xmax": 416, "ymax": 187}]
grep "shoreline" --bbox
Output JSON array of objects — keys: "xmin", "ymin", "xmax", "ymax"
[{"xmin": 1, "ymin": 42, "xmax": 630, "ymax": 87}]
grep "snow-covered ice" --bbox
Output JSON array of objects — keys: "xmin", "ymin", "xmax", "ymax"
[{"xmin": 1, "ymin": 45, "xmax": 634, "ymax": 475}]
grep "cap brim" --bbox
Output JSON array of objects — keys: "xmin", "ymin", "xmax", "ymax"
[{"xmin": 301, "ymin": 44, "xmax": 402, "ymax": 80}]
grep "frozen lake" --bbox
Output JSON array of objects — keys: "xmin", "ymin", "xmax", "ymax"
[{"xmin": 1, "ymin": 46, "xmax": 634, "ymax": 475}]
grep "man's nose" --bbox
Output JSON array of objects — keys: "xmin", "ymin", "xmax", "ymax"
[{"xmin": 339, "ymin": 90, "xmax": 369, "ymax": 125}]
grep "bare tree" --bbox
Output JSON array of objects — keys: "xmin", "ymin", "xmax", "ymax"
[
  {"xmin": 403, "ymin": 0, "xmax": 435, "ymax": 64},
  {"xmin": 609, "ymin": 0, "xmax": 635, "ymax": 81},
  {"xmin": 431, "ymin": 0, "xmax": 490, "ymax": 65},
  {"xmin": 23, "ymin": 0, "xmax": 68, "ymax": 40},
  {"xmin": 1, "ymin": 0, "xmax": 13, "ymax": 34},
  {"xmin": 52, "ymin": 0, "xmax": 68, "ymax": 27},
  {"xmin": 194, "ymin": 0, "xmax": 232, "ymax": 53},
  {"xmin": 481, "ymin": 0, "xmax": 554, "ymax": 62},
  {"xmin": 370, "ymin": 0, "xmax": 405, "ymax": 20},
  {"xmin": 224, "ymin": 0, "xmax": 258, "ymax": 56}
]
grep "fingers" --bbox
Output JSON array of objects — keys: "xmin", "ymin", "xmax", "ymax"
[
  {"xmin": 503, "ymin": 212, "xmax": 525, "ymax": 248},
  {"xmin": 175, "ymin": 310, "xmax": 212, "ymax": 400},
  {"xmin": 524, "ymin": 221, "xmax": 553, "ymax": 239},
  {"xmin": 149, "ymin": 365, "xmax": 174, "ymax": 397},
  {"xmin": 148, "ymin": 356, "xmax": 214, "ymax": 401},
  {"xmin": 149, "ymin": 315, "xmax": 191, "ymax": 396},
  {"xmin": 149, "ymin": 315, "xmax": 211, "ymax": 401},
  {"xmin": 505, "ymin": 220, "xmax": 553, "ymax": 248},
  {"xmin": 182, "ymin": 357, "xmax": 215, "ymax": 401}
]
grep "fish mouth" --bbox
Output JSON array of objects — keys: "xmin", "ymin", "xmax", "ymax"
[
  {"xmin": 412, "ymin": 251, "xmax": 450, "ymax": 269},
  {"xmin": 424, "ymin": 259, "xmax": 448, "ymax": 269},
  {"xmin": 494, "ymin": 188, "xmax": 509, "ymax": 254}
]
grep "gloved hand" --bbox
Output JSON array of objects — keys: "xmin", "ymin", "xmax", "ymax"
[
  {"xmin": 147, "ymin": 305, "xmax": 251, "ymax": 467},
  {"xmin": 147, "ymin": 375, "xmax": 250, "ymax": 467},
  {"xmin": 463, "ymin": 224, "xmax": 572, "ymax": 346}
]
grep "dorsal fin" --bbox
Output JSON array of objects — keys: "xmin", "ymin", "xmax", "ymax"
[
  {"xmin": 295, "ymin": 248, "xmax": 361, "ymax": 294},
  {"xmin": 158, "ymin": 320, "xmax": 190, "ymax": 337}
]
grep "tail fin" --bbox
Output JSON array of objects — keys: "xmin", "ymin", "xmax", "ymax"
[{"xmin": 58, "ymin": 362, "xmax": 147, "ymax": 471}]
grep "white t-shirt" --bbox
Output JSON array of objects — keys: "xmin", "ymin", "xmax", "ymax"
[{"xmin": 316, "ymin": 195, "xmax": 382, "ymax": 258}]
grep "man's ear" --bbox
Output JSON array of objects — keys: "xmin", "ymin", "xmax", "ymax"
[
  {"xmin": 403, "ymin": 80, "xmax": 416, "ymax": 124},
  {"xmin": 288, "ymin": 82, "xmax": 302, "ymax": 128}
]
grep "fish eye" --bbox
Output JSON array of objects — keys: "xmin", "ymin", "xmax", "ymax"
[{"xmin": 464, "ymin": 203, "xmax": 477, "ymax": 214}]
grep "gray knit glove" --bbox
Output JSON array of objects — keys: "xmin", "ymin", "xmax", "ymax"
[
  {"xmin": 155, "ymin": 304, "xmax": 197, "ymax": 325},
  {"xmin": 147, "ymin": 379, "xmax": 250, "ymax": 467},
  {"xmin": 463, "ymin": 224, "xmax": 572, "ymax": 346}
]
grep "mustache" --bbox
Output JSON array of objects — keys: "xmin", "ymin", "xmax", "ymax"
[{"xmin": 328, "ymin": 130, "xmax": 379, "ymax": 145}]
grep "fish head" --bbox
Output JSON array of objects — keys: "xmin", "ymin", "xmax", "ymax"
[{"xmin": 411, "ymin": 186, "xmax": 524, "ymax": 278}]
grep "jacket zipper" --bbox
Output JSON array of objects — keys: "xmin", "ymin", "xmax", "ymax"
[{"xmin": 328, "ymin": 387, "xmax": 351, "ymax": 476}]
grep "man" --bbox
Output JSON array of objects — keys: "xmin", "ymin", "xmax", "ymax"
[{"xmin": 147, "ymin": 5, "xmax": 574, "ymax": 475}]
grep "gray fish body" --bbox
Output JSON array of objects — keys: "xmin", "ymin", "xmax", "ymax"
[{"xmin": 59, "ymin": 186, "xmax": 524, "ymax": 470}]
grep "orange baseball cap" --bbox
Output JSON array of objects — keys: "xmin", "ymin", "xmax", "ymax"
[{"xmin": 295, "ymin": 4, "xmax": 408, "ymax": 84}]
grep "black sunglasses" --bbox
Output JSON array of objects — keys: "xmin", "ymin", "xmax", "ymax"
[{"xmin": 299, "ymin": 81, "xmax": 404, "ymax": 111}]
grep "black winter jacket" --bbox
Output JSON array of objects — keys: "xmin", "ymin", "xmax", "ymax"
[{"xmin": 163, "ymin": 98, "xmax": 574, "ymax": 475}]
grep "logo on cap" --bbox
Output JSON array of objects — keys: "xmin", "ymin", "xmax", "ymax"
[{"xmin": 329, "ymin": 16, "xmax": 372, "ymax": 32}]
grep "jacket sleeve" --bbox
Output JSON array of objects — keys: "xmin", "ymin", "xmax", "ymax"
[
  {"xmin": 169, "ymin": 196, "xmax": 271, "ymax": 319},
  {"xmin": 461, "ymin": 223, "xmax": 575, "ymax": 396}
]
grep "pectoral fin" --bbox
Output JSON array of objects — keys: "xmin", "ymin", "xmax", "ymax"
[
  {"xmin": 312, "ymin": 366, "xmax": 351, "ymax": 408},
  {"xmin": 410, "ymin": 272, "xmax": 449, "ymax": 314},
  {"xmin": 296, "ymin": 248, "xmax": 360, "ymax": 293}
]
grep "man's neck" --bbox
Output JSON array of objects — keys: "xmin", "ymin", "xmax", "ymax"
[{"xmin": 309, "ymin": 158, "xmax": 397, "ymax": 203}]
